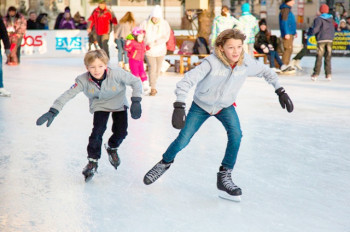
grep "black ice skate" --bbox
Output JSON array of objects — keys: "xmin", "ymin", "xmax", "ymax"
[
  {"xmin": 105, "ymin": 144, "xmax": 120, "ymax": 169},
  {"xmin": 217, "ymin": 166, "xmax": 242, "ymax": 202},
  {"xmin": 143, "ymin": 160, "xmax": 172, "ymax": 185},
  {"xmin": 82, "ymin": 158, "xmax": 98, "ymax": 182}
]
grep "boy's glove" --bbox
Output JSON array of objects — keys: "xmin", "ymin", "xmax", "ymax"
[
  {"xmin": 172, "ymin": 102, "xmax": 186, "ymax": 129},
  {"xmin": 275, "ymin": 87, "xmax": 294, "ymax": 113},
  {"xmin": 5, "ymin": 49, "xmax": 10, "ymax": 57},
  {"xmin": 36, "ymin": 108, "xmax": 59, "ymax": 127},
  {"xmin": 130, "ymin": 97, "xmax": 142, "ymax": 119}
]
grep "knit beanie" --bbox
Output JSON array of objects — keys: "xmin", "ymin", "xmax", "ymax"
[
  {"xmin": 284, "ymin": 0, "xmax": 292, "ymax": 3},
  {"xmin": 150, "ymin": 5, "xmax": 162, "ymax": 18},
  {"xmin": 241, "ymin": 3, "xmax": 250, "ymax": 13},
  {"xmin": 319, "ymin": 4, "xmax": 329, "ymax": 14},
  {"xmin": 259, "ymin": 18, "xmax": 267, "ymax": 26}
]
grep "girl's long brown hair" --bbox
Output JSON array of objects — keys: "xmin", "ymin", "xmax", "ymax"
[{"xmin": 119, "ymin": 11, "xmax": 135, "ymax": 26}]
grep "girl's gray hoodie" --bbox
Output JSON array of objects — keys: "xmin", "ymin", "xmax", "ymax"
[
  {"xmin": 51, "ymin": 67, "xmax": 142, "ymax": 113},
  {"xmin": 175, "ymin": 53, "xmax": 282, "ymax": 115}
]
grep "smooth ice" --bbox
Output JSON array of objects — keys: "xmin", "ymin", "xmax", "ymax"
[{"xmin": 0, "ymin": 56, "xmax": 349, "ymax": 232}]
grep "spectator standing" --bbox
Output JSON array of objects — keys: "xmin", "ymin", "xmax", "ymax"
[
  {"xmin": 87, "ymin": 0, "xmax": 118, "ymax": 58},
  {"xmin": 0, "ymin": 17, "xmax": 11, "ymax": 97},
  {"xmin": 59, "ymin": 10, "xmax": 76, "ymax": 29},
  {"xmin": 3, "ymin": 6, "xmax": 26, "ymax": 65},
  {"xmin": 239, "ymin": 3, "xmax": 259, "ymax": 56},
  {"xmin": 76, "ymin": 17, "xmax": 87, "ymax": 30},
  {"xmin": 36, "ymin": 13, "xmax": 49, "ymax": 30},
  {"xmin": 308, "ymin": 4, "xmax": 335, "ymax": 81},
  {"xmin": 181, "ymin": 10, "xmax": 198, "ymax": 31},
  {"xmin": 27, "ymin": 11, "xmax": 38, "ymax": 30},
  {"xmin": 54, "ymin": 6, "xmax": 70, "ymax": 29},
  {"xmin": 210, "ymin": 5, "xmax": 240, "ymax": 48},
  {"xmin": 140, "ymin": 5, "xmax": 171, "ymax": 96},
  {"xmin": 279, "ymin": 0, "xmax": 297, "ymax": 66},
  {"xmin": 114, "ymin": 11, "xmax": 135, "ymax": 71}
]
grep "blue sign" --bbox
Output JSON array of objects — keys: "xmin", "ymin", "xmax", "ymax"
[{"xmin": 56, "ymin": 37, "xmax": 82, "ymax": 52}]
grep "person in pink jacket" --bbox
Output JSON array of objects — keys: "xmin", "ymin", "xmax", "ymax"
[{"xmin": 125, "ymin": 27, "xmax": 150, "ymax": 93}]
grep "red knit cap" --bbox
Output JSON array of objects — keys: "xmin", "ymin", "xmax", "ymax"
[{"xmin": 319, "ymin": 4, "xmax": 329, "ymax": 13}]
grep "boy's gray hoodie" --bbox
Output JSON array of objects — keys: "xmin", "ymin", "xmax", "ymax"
[
  {"xmin": 175, "ymin": 53, "xmax": 282, "ymax": 115},
  {"xmin": 51, "ymin": 67, "xmax": 142, "ymax": 113}
]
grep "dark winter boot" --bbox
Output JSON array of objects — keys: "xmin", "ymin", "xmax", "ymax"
[
  {"xmin": 143, "ymin": 160, "xmax": 172, "ymax": 185},
  {"xmin": 105, "ymin": 144, "xmax": 120, "ymax": 169},
  {"xmin": 82, "ymin": 158, "xmax": 98, "ymax": 182},
  {"xmin": 217, "ymin": 166, "xmax": 242, "ymax": 201}
]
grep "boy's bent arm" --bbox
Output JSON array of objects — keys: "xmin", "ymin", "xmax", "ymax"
[
  {"xmin": 117, "ymin": 70, "xmax": 142, "ymax": 98},
  {"xmin": 51, "ymin": 78, "xmax": 84, "ymax": 111},
  {"xmin": 245, "ymin": 55, "xmax": 281, "ymax": 90},
  {"xmin": 175, "ymin": 60, "xmax": 212, "ymax": 102}
]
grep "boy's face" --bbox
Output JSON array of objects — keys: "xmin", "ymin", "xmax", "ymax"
[
  {"xmin": 220, "ymin": 38, "xmax": 243, "ymax": 64},
  {"xmin": 86, "ymin": 58, "xmax": 107, "ymax": 79}
]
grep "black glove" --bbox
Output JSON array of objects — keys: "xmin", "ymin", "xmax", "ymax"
[
  {"xmin": 275, "ymin": 87, "xmax": 294, "ymax": 113},
  {"xmin": 36, "ymin": 108, "xmax": 59, "ymax": 127},
  {"xmin": 130, "ymin": 97, "xmax": 142, "ymax": 119},
  {"xmin": 172, "ymin": 102, "xmax": 186, "ymax": 129}
]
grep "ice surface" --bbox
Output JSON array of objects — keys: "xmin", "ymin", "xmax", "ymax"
[{"xmin": 0, "ymin": 56, "xmax": 349, "ymax": 232}]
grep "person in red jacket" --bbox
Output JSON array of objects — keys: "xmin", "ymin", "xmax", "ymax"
[
  {"xmin": 87, "ymin": 0, "xmax": 118, "ymax": 57},
  {"xmin": 125, "ymin": 27, "xmax": 150, "ymax": 93}
]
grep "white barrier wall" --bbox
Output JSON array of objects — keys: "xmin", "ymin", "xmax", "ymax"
[{"xmin": 20, "ymin": 30, "xmax": 117, "ymax": 58}]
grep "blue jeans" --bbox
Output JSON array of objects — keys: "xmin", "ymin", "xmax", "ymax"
[
  {"xmin": 115, "ymin": 38, "xmax": 128, "ymax": 64},
  {"xmin": 0, "ymin": 51, "xmax": 3, "ymax": 88},
  {"xmin": 269, "ymin": 50, "xmax": 283, "ymax": 68},
  {"xmin": 163, "ymin": 102, "xmax": 242, "ymax": 169}
]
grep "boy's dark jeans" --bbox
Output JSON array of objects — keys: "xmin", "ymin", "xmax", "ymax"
[
  {"xmin": 313, "ymin": 42, "xmax": 332, "ymax": 76},
  {"xmin": 87, "ymin": 111, "xmax": 128, "ymax": 160}
]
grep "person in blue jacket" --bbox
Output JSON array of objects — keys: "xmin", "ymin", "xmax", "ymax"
[
  {"xmin": 308, "ymin": 4, "xmax": 335, "ymax": 81},
  {"xmin": 279, "ymin": 0, "xmax": 297, "ymax": 66},
  {"xmin": 143, "ymin": 29, "xmax": 294, "ymax": 202}
]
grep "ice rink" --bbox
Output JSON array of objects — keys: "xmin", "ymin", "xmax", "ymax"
[{"xmin": 1, "ymin": 55, "xmax": 349, "ymax": 232}]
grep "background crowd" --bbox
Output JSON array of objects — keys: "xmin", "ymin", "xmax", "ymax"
[{"xmin": 1, "ymin": 0, "xmax": 350, "ymax": 97}]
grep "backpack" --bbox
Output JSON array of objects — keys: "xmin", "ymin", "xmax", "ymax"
[{"xmin": 193, "ymin": 37, "xmax": 210, "ymax": 54}]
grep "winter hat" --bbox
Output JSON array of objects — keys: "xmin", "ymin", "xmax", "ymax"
[
  {"xmin": 259, "ymin": 18, "xmax": 267, "ymax": 26},
  {"xmin": 284, "ymin": 0, "xmax": 292, "ymax": 3},
  {"xmin": 319, "ymin": 4, "xmax": 329, "ymax": 14},
  {"xmin": 150, "ymin": 5, "xmax": 162, "ymax": 18},
  {"xmin": 241, "ymin": 3, "xmax": 250, "ymax": 13},
  {"xmin": 132, "ymin": 27, "xmax": 145, "ymax": 36}
]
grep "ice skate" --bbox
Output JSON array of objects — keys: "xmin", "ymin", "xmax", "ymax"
[
  {"xmin": 217, "ymin": 166, "xmax": 242, "ymax": 202},
  {"xmin": 143, "ymin": 160, "xmax": 172, "ymax": 185},
  {"xmin": 0, "ymin": 88, "xmax": 11, "ymax": 97},
  {"xmin": 82, "ymin": 158, "xmax": 98, "ymax": 182},
  {"xmin": 326, "ymin": 74, "xmax": 332, "ymax": 81},
  {"xmin": 142, "ymin": 81, "xmax": 150, "ymax": 95},
  {"xmin": 311, "ymin": 74, "xmax": 318, "ymax": 81},
  {"xmin": 280, "ymin": 65, "xmax": 296, "ymax": 75},
  {"xmin": 105, "ymin": 144, "xmax": 120, "ymax": 169}
]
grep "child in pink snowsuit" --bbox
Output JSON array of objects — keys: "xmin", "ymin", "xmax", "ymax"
[{"xmin": 125, "ymin": 27, "xmax": 150, "ymax": 92}]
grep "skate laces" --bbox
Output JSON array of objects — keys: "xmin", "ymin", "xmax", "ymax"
[
  {"xmin": 147, "ymin": 162, "xmax": 168, "ymax": 182},
  {"xmin": 220, "ymin": 170, "xmax": 238, "ymax": 191}
]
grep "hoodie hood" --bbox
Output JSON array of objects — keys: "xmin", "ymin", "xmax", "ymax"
[
  {"xmin": 150, "ymin": 5, "xmax": 162, "ymax": 19},
  {"xmin": 279, "ymin": 3, "xmax": 291, "ymax": 10},
  {"xmin": 320, "ymin": 13, "xmax": 333, "ymax": 19}
]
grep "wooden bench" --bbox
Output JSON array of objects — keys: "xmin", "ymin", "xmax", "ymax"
[{"xmin": 167, "ymin": 35, "xmax": 269, "ymax": 74}]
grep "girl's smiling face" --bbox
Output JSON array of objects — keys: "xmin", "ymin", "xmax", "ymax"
[
  {"xmin": 220, "ymin": 38, "xmax": 243, "ymax": 64},
  {"xmin": 86, "ymin": 58, "xmax": 107, "ymax": 79}
]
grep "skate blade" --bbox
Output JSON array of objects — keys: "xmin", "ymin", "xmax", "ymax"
[
  {"xmin": 218, "ymin": 191, "xmax": 241, "ymax": 202},
  {"xmin": 84, "ymin": 174, "xmax": 94, "ymax": 182}
]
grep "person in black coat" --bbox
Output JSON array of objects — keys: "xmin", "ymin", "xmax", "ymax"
[
  {"xmin": 254, "ymin": 19, "xmax": 289, "ymax": 73},
  {"xmin": 0, "ymin": 17, "xmax": 11, "ymax": 96},
  {"xmin": 27, "ymin": 11, "xmax": 38, "ymax": 30}
]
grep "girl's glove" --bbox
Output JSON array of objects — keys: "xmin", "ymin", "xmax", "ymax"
[
  {"xmin": 275, "ymin": 87, "xmax": 294, "ymax": 113},
  {"xmin": 36, "ymin": 108, "xmax": 59, "ymax": 127},
  {"xmin": 130, "ymin": 97, "xmax": 142, "ymax": 119},
  {"xmin": 172, "ymin": 102, "xmax": 186, "ymax": 129}
]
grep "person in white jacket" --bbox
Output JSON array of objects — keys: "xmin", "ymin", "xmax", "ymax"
[{"xmin": 140, "ymin": 5, "xmax": 171, "ymax": 96}]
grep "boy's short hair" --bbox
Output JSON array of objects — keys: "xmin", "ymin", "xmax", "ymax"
[{"xmin": 84, "ymin": 49, "xmax": 109, "ymax": 66}]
